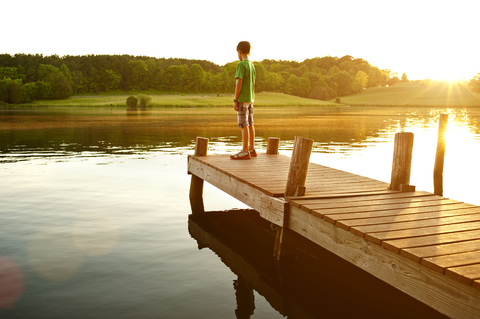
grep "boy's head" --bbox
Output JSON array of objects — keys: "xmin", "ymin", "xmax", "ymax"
[{"xmin": 236, "ymin": 41, "xmax": 251, "ymax": 55}]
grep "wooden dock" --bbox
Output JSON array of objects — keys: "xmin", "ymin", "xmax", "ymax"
[{"xmin": 187, "ymin": 136, "xmax": 480, "ymax": 319}]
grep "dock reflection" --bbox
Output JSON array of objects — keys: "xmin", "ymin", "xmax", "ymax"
[{"xmin": 188, "ymin": 209, "xmax": 447, "ymax": 319}]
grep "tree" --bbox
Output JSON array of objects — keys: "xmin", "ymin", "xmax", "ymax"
[
  {"xmin": 9, "ymin": 79, "xmax": 23, "ymax": 104},
  {"xmin": 367, "ymin": 68, "xmax": 383, "ymax": 87},
  {"xmin": 22, "ymin": 82, "xmax": 37, "ymax": 103},
  {"xmin": 51, "ymin": 74, "xmax": 73, "ymax": 99},
  {"xmin": 266, "ymin": 72, "xmax": 285, "ymax": 92},
  {"xmin": 88, "ymin": 67, "xmax": 101, "ymax": 93},
  {"xmin": 286, "ymin": 75, "xmax": 311, "ymax": 97},
  {"xmin": 355, "ymin": 71, "xmax": 368, "ymax": 91},
  {"xmin": 332, "ymin": 70, "xmax": 355, "ymax": 96},
  {"xmin": 316, "ymin": 56, "xmax": 338, "ymax": 72},
  {"xmin": 163, "ymin": 65, "xmax": 187, "ymax": 92},
  {"xmin": 468, "ymin": 72, "xmax": 480, "ymax": 93},
  {"xmin": 0, "ymin": 78, "xmax": 12, "ymax": 102},
  {"xmin": 254, "ymin": 64, "xmax": 268, "ymax": 92},
  {"xmin": 126, "ymin": 96, "xmax": 138, "ymax": 108},
  {"xmin": 387, "ymin": 76, "xmax": 401, "ymax": 86},
  {"xmin": 137, "ymin": 94, "xmax": 152, "ymax": 107},
  {"xmin": 401, "ymin": 72, "xmax": 409, "ymax": 82},
  {"xmin": 126, "ymin": 60, "xmax": 149, "ymax": 90},
  {"xmin": 60, "ymin": 64, "xmax": 72, "ymax": 85},
  {"xmin": 0, "ymin": 67, "xmax": 24, "ymax": 81},
  {"xmin": 309, "ymin": 86, "xmax": 336, "ymax": 100},
  {"xmin": 104, "ymin": 69, "xmax": 122, "ymax": 91},
  {"xmin": 302, "ymin": 72, "xmax": 326, "ymax": 90},
  {"xmin": 35, "ymin": 81, "xmax": 53, "ymax": 99},
  {"xmin": 186, "ymin": 64, "xmax": 205, "ymax": 92},
  {"xmin": 37, "ymin": 64, "xmax": 59, "ymax": 80}
]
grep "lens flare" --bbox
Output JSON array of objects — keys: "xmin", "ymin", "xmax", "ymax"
[
  {"xmin": 28, "ymin": 228, "xmax": 84, "ymax": 281},
  {"xmin": 0, "ymin": 256, "xmax": 25, "ymax": 309},
  {"xmin": 73, "ymin": 211, "xmax": 119, "ymax": 256}
]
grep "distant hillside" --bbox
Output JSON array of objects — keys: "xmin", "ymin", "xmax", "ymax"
[{"xmin": 339, "ymin": 81, "xmax": 480, "ymax": 107}]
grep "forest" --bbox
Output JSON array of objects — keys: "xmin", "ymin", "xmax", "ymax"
[{"xmin": 0, "ymin": 53, "xmax": 425, "ymax": 105}]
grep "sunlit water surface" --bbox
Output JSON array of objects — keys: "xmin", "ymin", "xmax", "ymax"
[{"xmin": 1, "ymin": 106, "xmax": 479, "ymax": 318}]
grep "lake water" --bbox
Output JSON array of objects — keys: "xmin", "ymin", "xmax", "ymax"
[{"xmin": 1, "ymin": 106, "xmax": 479, "ymax": 318}]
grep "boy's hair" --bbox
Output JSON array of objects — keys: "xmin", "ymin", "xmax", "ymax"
[{"xmin": 237, "ymin": 41, "xmax": 251, "ymax": 55}]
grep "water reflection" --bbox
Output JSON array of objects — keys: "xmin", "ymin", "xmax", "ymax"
[
  {"xmin": 1, "ymin": 106, "xmax": 480, "ymax": 205},
  {"xmin": 189, "ymin": 209, "xmax": 448, "ymax": 319},
  {"xmin": 1, "ymin": 106, "xmax": 480, "ymax": 317}
]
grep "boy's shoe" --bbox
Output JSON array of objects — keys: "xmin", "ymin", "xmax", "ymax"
[
  {"xmin": 249, "ymin": 149, "xmax": 257, "ymax": 157},
  {"xmin": 230, "ymin": 151, "xmax": 251, "ymax": 160}
]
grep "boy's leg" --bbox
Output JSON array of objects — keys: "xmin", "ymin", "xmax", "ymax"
[
  {"xmin": 246, "ymin": 103, "xmax": 255, "ymax": 152},
  {"xmin": 242, "ymin": 126, "xmax": 249, "ymax": 152},
  {"xmin": 248, "ymin": 125, "xmax": 255, "ymax": 151}
]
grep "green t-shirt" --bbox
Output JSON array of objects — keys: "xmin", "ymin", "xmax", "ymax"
[{"xmin": 235, "ymin": 59, "xmax": 256, "ymax": 103}]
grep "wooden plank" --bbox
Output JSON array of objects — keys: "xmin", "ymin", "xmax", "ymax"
[
  {"xmin": 402, "ymin": 239, "xmax": 480, "ymax": 263},
  {"xmin": 188, "ymin": 156, "xmax": 287, "ymax": 226},
  {"xmin": 286, "ymin": 189, "xmax": 399, "ymax": 201},
  {"xmin": 337, "ymin": 207, "xmax": 480, "ymax": 231},
  {"xmin": 300, "ymin": 195, "xmax": 442, "ymax": 211},
  {"xmin": 305, "ymin": 176, "xmax": 388, "ymax": 184},
  {"xmin": 290, "ymin": 191, "xmax": 431, "ymax": 207},
  {"xmin": 304, "ymin": 185, "xmax": 388, "ymax": 194},
  {"xmin": 317, "ymin": 200, "xmax": 461, "ymax": 222},
  {"xmin": 421, "ymin": 251, "xmax": 480, "ymax": 274},
  {"xmin": 446, "ymin": 264, "xmax": 480, "ymax": 286},
  {"xmin": 366, "ymin": 221, "xmax": 480, "ymax": 244},
  {"xmin": 306, "ymin": 180, "xmax": 389, "ymax": 188},
  {"xmin": 328, "ymin": 203, "xmax": 476, "ymax": 226},
  {"xmin": 288, "ymin": 205, "xmax": 480, "ymax": 319},
  {"xmin": 351, "ymin": 213, "xmax": 480, "ymax": 237},
  {"xmin": 382, "ymin": 229, "xmax": 480, "ymax": 254}
]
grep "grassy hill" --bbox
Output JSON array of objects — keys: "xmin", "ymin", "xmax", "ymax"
[
  {"xmin": 24, "ymin": 93, "xmax": 337, "ymax": 107},
  {"xmin": 339, "ymin": 81, "xmax": 480, "ymax": 107}
]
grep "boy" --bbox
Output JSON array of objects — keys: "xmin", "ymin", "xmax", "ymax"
[{"xmin": 231, "ymin": 41, "xmax": 256, "ymax": 160}]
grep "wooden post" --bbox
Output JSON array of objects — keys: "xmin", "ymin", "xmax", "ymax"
[
  {"xmin": 389, "ymin": 132, "xmax": 414, "ymax": 191},
  {"xmin": 434, "ymin": 114, "xmax": 448, "ymax": 196},
  {"xmin": 189, "ymin": 137, "xmax": 208, "ymax": 214},
  {"xmin": 284, "ymin": 136, "xmax": 313, "ymax": 197},
  {"xmin": 274, "ymin": 136, "xmax": 313, "ymax": 261},
  {"xmin": 266, "ymin": 137, "xmax": 280, "ymax": 154},
  {"xmin": 194, "ymin": 137, "xmax": 209, "ymax": 156}
]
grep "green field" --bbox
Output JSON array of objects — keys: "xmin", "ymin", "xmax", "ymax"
[
  {"xmin": 23, "ymin": 93, "xmax": 337, "ymax": 108},
  {"xmin": 15, "ymin": 81, "xmax": 480, "ymax": 108},
  {"xmin": 340, "ymin": 81, "xmax": 480, "ymax": 107}
]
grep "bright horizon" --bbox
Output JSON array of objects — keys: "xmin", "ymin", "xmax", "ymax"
[{"xmin": 1, "ymin": 0, "xmax": 478, "ymax": 81}]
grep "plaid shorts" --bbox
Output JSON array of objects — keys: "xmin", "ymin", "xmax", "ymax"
[{"xmin": 237, "ymin": 102, "xmax": 254, "ymax": 128}]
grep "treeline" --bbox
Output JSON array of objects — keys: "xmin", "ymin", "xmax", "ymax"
[{"xmin": 0, "ymin": 53, "xmax": 403, "ymax": 104}]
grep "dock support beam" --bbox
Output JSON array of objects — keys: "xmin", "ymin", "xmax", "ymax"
[
  {"xmin": 389, "ymin": 132, "xmax": 415, "ymax": 192},
  {"xmin": 275, "ymin": 136, "xmax": 313, "ymax": 261},
  {"xmin": 434, "ymin": 114, "xmax": 448, "ymax": 196},
  {"xmin": 189, "ymin": 137, "xmax": 209, "ymax": 214}
]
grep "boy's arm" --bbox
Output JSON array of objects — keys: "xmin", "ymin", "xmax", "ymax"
[{"xmin": 233, "ymin": 77, "xmax": 242, "ymax": 111}]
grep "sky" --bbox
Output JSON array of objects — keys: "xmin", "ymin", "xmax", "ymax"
[{"xmin": 1, "ymin": 0, "xmax": 479, "ymax": 80}]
